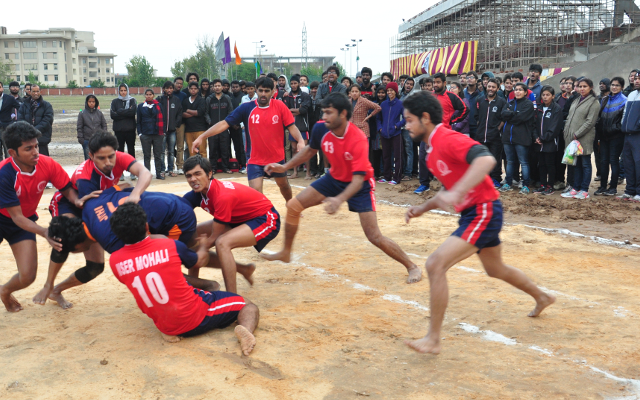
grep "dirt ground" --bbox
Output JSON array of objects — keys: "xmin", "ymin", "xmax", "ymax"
[{"xmin": 1, "ymin": 177, "xmax": 640, "ymax": 400}]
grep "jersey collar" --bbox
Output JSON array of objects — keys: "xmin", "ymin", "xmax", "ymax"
[
  {"xmin": 256, "ymin": 99, "xmax": 271, "ymax": 109},
  {"xmin": 92, "ymin": 161, "xmax": 115, "ymax": 181},
  {"xmin": 11, "ymin": 157, "xmax": 37, "ymax": 176},
  {"xmin": 427, "ymin": 123, "xmax": 444, "ymax": 153},
  {"xmin": 329, "ymin": 122, "xmax": 350, "ymax": 140},
  {"xmin": 200, "ymin": 179, "xmax": 215, "ymax": 205},
  {"xmin": 124, "ymin": 236, "xmax": 151, "ymax": 246}
]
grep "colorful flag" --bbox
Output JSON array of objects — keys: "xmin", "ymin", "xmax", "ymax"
[
  {"xmin": 215, "ymin": 32, "xmax": 225, "ymax": 61},
  {"xmin": 255, "ymin": 61, "xmax": 262, "ymax": 74},
  {"xmin": 224, "ymin": 37, "xmax": 232, "ymax": 64},
  {"xmin": 234, "ymin": 42, "xmax": 241, "ymax": 65}
]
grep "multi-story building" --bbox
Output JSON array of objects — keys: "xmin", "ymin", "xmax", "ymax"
[{"xmin": 0, "ymin": 26, "xmax": 117, "ymax": 87}]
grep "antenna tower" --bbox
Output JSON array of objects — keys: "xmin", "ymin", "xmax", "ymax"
[{"xmin": 302, "ymin": 22, "xmax": 308, "ymax": 69}]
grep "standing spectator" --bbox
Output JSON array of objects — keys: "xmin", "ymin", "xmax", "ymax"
[
  {"xmin": 448, "ymin": 82, "xmax": 470, "ymax": 135},
  {"xmin": 474, "ymin": 78, "xmax": 506, "ymax": 187},
  {"xmin": 23, "ymin": 83, "xmax": 31, "ymax": 102},
  {"xmin": 183, "ymin": 72, "xmax": 199, "ymax": 96},
  {"xmin": 533, "ymin": 86, "xmax": 563, "ymax": 195},
  {"xmin": 503, "ymin": 74, "xmax": 513, "ymax": 99},
  {"xmin": 377, "ymin": 82, "xmax": 404, "ymax": 185},
  {"xmin": 110, "ymin": 83, "xmax": 137, "ymax": 159},
  {"xmin": 229, "ymin": 80, "xmax": 246, "ymax": 173},
  {"xmin": 137, "ymin": 89, "xmax": 165, "ymax": 180},
  {"xmin": 433, "ymin": 73, "xmax": 468, "ymax": 129},
  {"xmin": 17, "ymin": 85, "xmax": 53, "ymax": 156},
  {"xmin": 316, "ymin": 65, "xmax": 347, "ymax": 103},
  {"xmin": 595, "ymin": 77, "xmax": 626, "ymax": 196},
  {"xmin": 222, "ymin": 79, "xmax": 231, "ymax": 95},
  {"xmin": 76, "ymin": 94, "xmax": 107, "ymax": 160},
  {"xmin": 480, "ymin": 71, "xmax": 495, "ymax": 93},
  {"xmin": 182, "ymin": 82, "xmax": 207, "ymax": 157},
  {"xmin": 299, "ymin": 75, "xmax": 310, "ymax": 93},
  {"xmin": 458, "ymin": 74, "xmax": 467, "ymax": 90},
  {"xmin": 619, "ymin": 72, "xmax": 640, "ymax": 200},
  {"xmin": 284, "ymin": 76, "xmax": 312, "ymax": 179},
  {"xmin": 463, "ymin": 71, "xmax": 484, "ymax": 138},
  {"xmin": 199, "ymin": 78, "xmax": 211, "ymax": 99},
  {"xmin": 0, "ymin": 82, "xmax": 21, "ymax": 159},
  {"xmin": 355, "ymin": 72, "xmax": 363, "ymax": 86},
  {"xmin": 554, "ymin": 78, "xmax": 570, "ymax": 111},
  {"xmin": 360, "ymin": 67, "xmax": 376, "ymax": 101},
  {"xmin": 172, "ymin": 77, "xmax": 187, "ymax": 174},
  {"xmin": 560, "ymin": 78, "xmax": 600, "ymax": 200},
  {"xmin": 500, "ymin": 82, "xmax": 535, "ymax": 194},
  {"xmin": 420, "ymin": 78, "xmax": 433, "ymax": 92},
  {"xmin": 371, "ymin": 85, "xmax": 387, "ymax": 180},
  {"xmin": 381, "ymin": 73, "xmax": 393, "ymax": 86},
  {"xmin": 555, "ymin": 76, "xmax": 579, "ymax": 191},
  {"xmin": 349, "ymin": 84, "xmax": 381, "ymax": 139},
  {"xmin": 308, "ymin": 81, "xmax": 324, "ymax": 177},
  {"xmin": 527, "ymin": 64, "xmax": 543, "ymax": 102},
  {"xmin": 156, "ymin": 81, "xmax": 182, "ymax": 177},
  {"xmin": 204, "ymin": 79, "xmax": 234, "ymax": 173},
  {"xmin": 594, "ymin": 78, "xmax": 612, "ymax": 182},
  {"xmin": 8, "ymin": 81, "xmax": 23, "ymax": 108},
  {"xmin": 241, "ymin": 81, "xmax": 257, "ymax": 104},
  {"xmin": 623, "ymin": 69, "xmax": 639, "ymax": 97},
  {"xmin": 321, "ymin": 71, "xmax": 328, "ymax": 83},
  {"xmin": 341, "ymin": 77, "xmax": 353, "ymax": 88},
  {"xmin": 400, "ymin": 77, "xmax": 419, "ymax": 181}
]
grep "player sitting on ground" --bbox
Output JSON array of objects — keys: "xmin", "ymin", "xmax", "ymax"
[
  {"xmin": 0, "ymin": 122, "xmax": 89, "ymax": 312},
  {"xmin": 401, "ymin": 91, "xmax": 555, "ymax": 355},
  {"xmin": 108, "ymin": 203, "xmax": 259, "ymax": 355},
  {"xmin": 261, "ymin": 92, "xmax": 422, "ymax": 284},
  {"xmin": 34, "ymin": 132, "xmax": 153, "ymax": 309},
  {"xmin": 190, "ymin": 77, "xmax": 305, "ymax": 202},
  {"xmin": 182, "ymin": 155, "xmax": 280, "ymax": 294}
]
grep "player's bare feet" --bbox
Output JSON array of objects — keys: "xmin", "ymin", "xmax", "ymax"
[
  {"xmin": 0, "ymin": 286, "xmax": 23, "ymax": 312},
  {"xmin": 241, "ymin": 264, "xmax": 256, "ymax": 286},
  {"xmin": 304, "ymin": 175, "xmax": 312, "ymax": 180},
  {"xmin": 161, "ymin": 333, "xmax": 182, "ymax": 343},
  {"xmin": 528, "ymin": 293, "xmax": 556, "ymax": 317},
  {"xmin": 406, "ymin": 265, "xmax": 422, "ymax": 284},
  {"xmin": 49, "ymin": 291, "xmax": 73, "ymax": 309},
  {"xmin": 235, "ymin": 325, "xmax": 256, "ymax": 356},
  {"xmin": 260, "ymin": 251, "xmax": 291, "ymax": 263},
  {"xmin": 33, "ymin": 285, "xmax": 52, "ymax": 305},
  {"xmin": 405, "ymin": 335, "xmax": 441, "ymax": 355}
]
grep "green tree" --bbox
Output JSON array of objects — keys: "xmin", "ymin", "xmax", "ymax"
[
  {"xmin": 227, "ymin": 63, "xmax": 260, "ymax": 82},
  {"xmin": 300, "ymin": 65, "xmax": 324, "ymax": 77},
  {"xmin": 170, "ymin": 36, "xmax": 221, "ymax": 80},
  {"xmin": 126, "ymin": 55, "xmax": 155, "ymax": 87},
  {"xmin": 27, "ymin": 71, "xmax": 39, "ymax": 85},
  {"xmin": 67, "ymin": 80, "xmax": 78, "ymax": 89},
  {"xmin": 90, "ymin": 79, "xmax": 106, "ymax": 88},
  {"xmin": 153, "ymin": 77, "xmax": 170, "ymax": 87},
  {"xmin": 0, "ymin": 59, "xmax": 12, "ymax": 83}
]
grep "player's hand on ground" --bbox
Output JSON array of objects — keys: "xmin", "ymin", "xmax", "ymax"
[
  {"xmin": 264, "ymin": 163, "xmax": 286, "ymax": 174},
  {"xmin": 191, "ymin": 136, "xmax": 203, "ymax": 154},
  {"xmin": 44, "ymin": 229, "xmax": 63, "ymax": 252},
  {"xmin": 296, "ymin": 140, "xmax": 305, "ymax": 153},
  {"xmin": 323, "ymin": 197, "xmax": 342, "ymax": 215},
  {"xmin": 405, "ymin": 206, "xmax": 425, "ymax": 223},
  {"xmin": 76, "ymin": 190, "xmax": 103, "ymax": 208}
]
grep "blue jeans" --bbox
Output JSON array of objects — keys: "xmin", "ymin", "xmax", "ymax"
[
  {"xmin": 161, "ymin": 131, "xmax": 176, "ymax": 172},
  {"xmin": 623, "ymin": 134, "xmax": 640, "ymax": 196},
  {"xmin": 503, "ymin": 144, "xmax": 530, "ymax": 186},
  {"xmin": 401, "ymin": 129, "xmax": 414, "ymax": 177},
  {"xmin": 600, "ymin": 136, "xmax": 624, "ymax": 190},
  {"xmin": 81, "ymin": 140, "xmax": 90, "ymax": 160},
  {"xmin": 573, "ymin": 154, "xmax": 592, "ymax": 192}
]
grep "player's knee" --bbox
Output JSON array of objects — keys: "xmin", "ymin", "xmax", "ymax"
[
  {"xmin": 74, "ymin": 261, "xmax": 105, "ymax": 284},
  {"xmin": 286, "ymin": 198, "xmax": 304, "ymax": 226},
  {"xmin": 485, "ymin": 265, "xmax": 505, "ymax": 279},
  {"xmin": 365, "ymin": 230, "xmax": 384, "ymax": 247},
  {"xmin": 19, "ymin": 269, "xmax": 37, "ymax": 286},
  {"xmin": 424, "ymin": 256, "xmax": 445, "ymax": 276}
]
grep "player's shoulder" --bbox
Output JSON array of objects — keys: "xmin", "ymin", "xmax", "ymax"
[
  {"xmin": 0, "ymin": 158, "xmax": 15, "ymax": 175},
  {"xmin": 116, "ymin": 151, "xmax": 135, "ymax": 163},
  {"xmin": 312, "ymin": 121, "xmax": 329, "ymax": 135},
  {"xmin": 347, "ymin": 123, "xmax": 368, "ymax": 140}
]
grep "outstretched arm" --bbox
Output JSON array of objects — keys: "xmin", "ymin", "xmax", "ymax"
[
  {"xmin": 6, "ymin": 205, "xmax": 61, "ymax": 251},
  {"xmin": 264, "ymin": 145, "xmax": 318, "ymax": 174},
  {"xmin": 192, "ymin": 120, "xmax": 230, "ymax": 154}
]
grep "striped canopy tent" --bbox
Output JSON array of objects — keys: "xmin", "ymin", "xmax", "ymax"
[{"xmin": 391, "ymin": 40, "xmax": 478, "ymax": 78}]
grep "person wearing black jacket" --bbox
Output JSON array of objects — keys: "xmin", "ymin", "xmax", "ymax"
[
  {"xmin": 17, "ymin": 85, "xmax": 54, "ymax": 156},
  {"xmin": 205, "ymin": 79, "xmax": 234, "ymax": 173},
  {"xmin": 0, "ymin": 83, "xmax": 21, "ymax": 160},
  {"xmin": 533, "ymin": 86, "xmax": 563, "ymax": 195},
  {"xmin": 110, "ymin": 83, "xmax": 137, "ymax": 158},
  {"xmin": 284, "ymin": 76, "xmax": 312, "ymax": 179},
  {"xmin": 182, "ymin": 72, "xmax": 199, "ymax": 96},
  {"xmin": 500, "ymin": 83, "xmax": 535, "ymax": 194},
  {"xmin": 156, "ymin": 81, "xmax": 183, "ymax": 176},
  {"xmin": 229, "ymin": 80, "xmax": 246, "ymax": 172},
  {"xmin": 200, "ymin": 78, "xmax": 212, "ymax": 99},
  {"xmin": 182, "ymin": 81, "xmax": 208, "ymax": 157},
  {"xmin": 623, "ymin": 69, "xmax": 639, "ymax": 97},
  {"xmin": 474, "ymin": 79, "xmax": 506, "ymax": 187}
]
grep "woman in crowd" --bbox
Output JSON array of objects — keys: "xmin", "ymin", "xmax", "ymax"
[
  {"xmin": 448, "ymin": 82, "xmax": 470, "ymax": 136},
  {"xmin": 349, "ymin": 84, "xmax": 381, "ymax": 138},
  {"xmin": 110, "ymin": 83, "xmax": 137, "ymax": 159},
  {"xmin": 500, "ymin": 82, "xmax": 536, "ymax": 194},
  {"xmin": 533, "ymin": 86, "xmax": 563, "ymax": 195},
  {"xmin": 77, "ymin": 94, "xmax": 107, "ymax": 160},
  {"xmin": 376, "ymin": 82, "xmax": 404, "ymax": 185},
  {"xmin": 561, "ymin": 78, "xmax": 601, "ymax": 200}
]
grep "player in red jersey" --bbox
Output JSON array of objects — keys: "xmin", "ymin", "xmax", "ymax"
[
  {"xmin": 182, "ymin": 156, "xmax": 280, "ymax": 294},
  {"xmin": 108, "ymin": 203, "xmax": 259, "ymax": 354},
  {"xmin": 401, "ymin": 92, "xmax": 555, "ymax": 354},
  {"xmin": 261, "ymin": 93, "xmax": 421, "ymax": 283},
  {"xmin": 0, "ymin": 122, "xmax": 88, "ymax": 312},
  {"xmin": 33, "ymin": 132, "xmax": 153, "ymax": 309},
  {"xmin": 190, "ymin": 77, "xmax": 304, "ymax": 202}
]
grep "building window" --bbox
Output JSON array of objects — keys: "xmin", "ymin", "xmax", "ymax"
[
  {"xmin": 53, "ymin": 41, "xmax": 57, "ymax": 48},
  {"xmin": 83, "ymin": 67, "xmax": 86, "ymax": 73},
  {"xmin": 15, "ymin": 53, "xmax": 19, "ymax": 59},
  {"xmin": 83, "ymin": 58, "xmax": 86, "ymax": 64},
  {"xmin": 42, "ymin": 40, "xmax": 47, "ymax": 48},
  {"xmin": 60, "ymin": 41, "xmax": 62, "ymax": 48},
  {"xmin": 98, "ymin": 68, "xmax": 101, "ymax": 73},
  {"xmin": 54, "ymin": 63, "xmax": 58, "ymax": 70},
  {"xmin": 14, "ymin": 41, "xmax": 19, "ymax": 48},
  {"xmin": 3, "ymin": 42, "xmax": 6, "ymax": 48},
  {"xmin": 65, "ymin": 65, "xmax": 68, "ymax": 72},
  {"xmin": 23, "ymin": 52, "xmax": 37, "ymax": 59},
  {"xmin": 64, "ymin": 54, "xmax": 67, "ymax": 61},
  {"xmin": 24, "ymin": 63, "xmax": 37, "ymax": 70},
  {"xmin": 83, "ymin": 77, "xmax": 87, "ymax": 83},
  {"xmin": 16, "ymin": 76, "xmax": 20, "ymax": 82},
  {"xmin": 3, "ymin": 54, "xmax": 8, "ymax": 60},
  {"xmin": 44, "ymin": 64, "xmax": 48, "ymax": 70},
  {"xmin": 23, "ymin": 41, "xmax": 36, "ymax": 48},
  {"xmin": 106, "ymin": 77, "xmax": 110, "ymax": 82},
  {"xmin": 106, "ymin": 68, "xmax": 110, "ymax": 73},
  {"xmin": 54, "ymin": 75, "xmax": 58, "ymax": 81}
]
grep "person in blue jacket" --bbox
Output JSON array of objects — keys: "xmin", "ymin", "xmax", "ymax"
[{"xmin": 376, "ymin": 82, "xmax": 405, "ymax": 185}]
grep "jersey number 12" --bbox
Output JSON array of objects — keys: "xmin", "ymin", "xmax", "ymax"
[
  {"xmin": 250, "ymin": 114, "xmax": 260, "ymax": 124},
  {"xmin": 131, "ymin": 272, "xmax": 170, "ymax": 307}
]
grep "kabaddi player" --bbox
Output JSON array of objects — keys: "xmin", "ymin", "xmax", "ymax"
[
  {"xmin": 190, "ymin": 77, "xmax": 305, "ymax": 202},
  {"xmin": 261, "ymin": 93, "xmax": 422, "ymax": 284},
  {"xmin": 182, "ymin": 155, "xmax": 280, "ymax": 294},
  {"xmin": 401, "ymin": 91, "xmax": 555, "ymax": 354},
  {"xmin": 34, "ymin": 132, "xmax": 153, "ymax": 308},
  {"xmin": 109, "ymin": 203, "xmax": 258, "ymax": 355},
  {"xmin": 0, "ymin": 122, "xmax": 86, "ymax": 312}
]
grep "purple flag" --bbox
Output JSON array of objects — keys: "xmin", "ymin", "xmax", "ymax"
[{"xmin": 224, "ymin": 37, "xmax": 232, "ymax": 64}]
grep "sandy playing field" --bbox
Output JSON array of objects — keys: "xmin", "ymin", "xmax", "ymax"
[{"xmin": 1, "ymin": 177, "xmax": 639, "ymax": 400}]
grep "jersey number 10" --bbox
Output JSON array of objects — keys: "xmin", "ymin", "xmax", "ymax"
[{"xmin": 131, "ymin": 272, "xmax": 170, "ymax": 307}]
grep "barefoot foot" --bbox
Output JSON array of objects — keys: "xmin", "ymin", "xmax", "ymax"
[
  {"xmin": 235, "ymin": 325, "xmax": 256, "ymax": 356},
  {"xmin": 240, "ymin": 264, "xmax": 256, "ymax": 286},
  {"xmin": 33, "ymin": 285, "xmax": 52, "ymax": 305},
  {"xmin": 0, "ymin": 287, "xmax": 23, "ymax": 312},
  {"xmin": 48, "ymin": 291, "xmax": 73, "ymax": 309},
  {"xmin": 528, "ymin": 293, "xmax": 556, "ymax": 317},
  {"xmin": 161, "ymin": 333, "xmax": 182, "ymax": 343},
  {"xmin": 260, "ymin": 250, "xmax": 291, "ymax": 263},
  {"xmin": 406, "ymin": 265, "xmax": 422, "ymax": 284},
  {"xmin": 405, "ymin": 335, "xmax": 441, "ymax": 354},
  {"xmin": 304, "ymin": 175, "xmax": 312, "ymax": 180}
]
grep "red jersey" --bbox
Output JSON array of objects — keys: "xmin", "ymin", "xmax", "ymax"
[
  {"xmin": 109, "ymin": 237, "xmax": 206, "ymax": 335},
  {"xmin": 427, "ymin": 124, "xmax": 499, "ymax": 212},
  {"xmin": 225, "ymin": 99, "xmax": 295, "ymax": 165},
  {"xmin": 0, "ymin": 156, "xmax": 71, "ymax": 218},
  {"xmin": 74, "ymin": 151, "xmax": 136, "ymax": 198},
  {"xmin": 309, "ymin": 121, "xmax": 374, "ymax": 182},
  {"xmin": 183, "ymin": 179, "xmax": 274, "ymax": 224}
]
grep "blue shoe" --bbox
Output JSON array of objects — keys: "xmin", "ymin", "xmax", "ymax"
[
  {"xmin": 414, "ymin": 185, "xmax": 430, "ymax": 194},
  {"xmin": 492, "ymin": 179, "xmax": 501, "ymax": 188}
]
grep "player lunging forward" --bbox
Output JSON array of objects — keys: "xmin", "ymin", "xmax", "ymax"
[
  {"xmin": 261, "ymin": 93, "xmax": 421, "ymax": 283},
  {"xmin": 108, "ymin": 203, "xmax": 259, "ymax": 355},
  {"xmin": 401, "ymin": 92, "xmax": 555, "ymax": 354}
]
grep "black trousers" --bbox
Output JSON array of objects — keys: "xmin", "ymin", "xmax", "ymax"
[
  {"xmin": 555, "ymin": 136, "xmax": 566, "ymax": 183},
  {"xmin": 538, "ymin": 151, "xmax": 556, "ymax": 186},
  {"xmin": 39, "ymin": 143, "xmax": 49, "ymax": 156},
  {"xmin": 140, "ymin": 134, "xmax": 163, "ymax": 176},
  {"xmin": 115, "ymin": 130, "xmax": 136, "ymax": 158},
  {"xmin": 484, "ymin": 140, "xmax": 503, "ymax": 183},
  {"xmin": 229, "ymin": 126, "xmax": 246, "ymax": 168},
  {"xmin": 418, "ymin": 141, "xmax": 433, "ymax": 186},
  {"xmin": 529, "ymin": 146, "xmax": 540, "ymax": 184},
  {"xmin": 381, "ymin": 135, "xmax": 403, "ymax": 183},
  {"xmin": 208, "ymin": 131, "xmax": 230, "ymax": 171}
]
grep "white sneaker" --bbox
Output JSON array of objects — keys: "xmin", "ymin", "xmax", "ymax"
[
  {"xmin": 561, "ymin": 189, "xmax": 578, "ymax": 198},
  {"xmin": 46, "ymin": 182, "xmax": 53, "ymax": 189},
  {"xmin": 177, "ymin": 169, "xmax": 184, "ymax": 175},
  {"xmin": 633, "ymin": 195, "xmax": 640, "ymax": 202},
  {"xmin": 573, "ymin": 190, "xmax": 590, "ymax": 199},
  {"xmin": 517, "ymin": 180, "xmax": 524, "ymax": 188},
  {"xmin": 239, "ymin": 168, "xmax": 247, "ymax": 174},
  {"xmin": 562, "ymin": 184, "xmax": 573, "ymax": 193}
]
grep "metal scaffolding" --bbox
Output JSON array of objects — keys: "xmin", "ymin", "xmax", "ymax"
[{"xmin": 392, "ymin": 0, "xmax": 640, "ymax": 72}]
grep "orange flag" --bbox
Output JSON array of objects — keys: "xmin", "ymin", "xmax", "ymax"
[{"xmin": 234, "ymin": 42, "xmax": 241, "ymax": 65}]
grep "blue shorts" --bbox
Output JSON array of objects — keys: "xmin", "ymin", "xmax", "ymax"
[
  {"xmin": 289, "ymin": 131, "xmax": 309, "ymax": 142},
  {"xmin": 164, "ymin": 205, "xmax": 197, "ymax": 245},
  {"xmin": 230, "ymin": 207, "xmax": 280, "ymax": 252},
  {"xmin": 0, "ymin": 213, "xmax": 37, "ymax": 245},
  {"xmin": 310, "ymin": 172, "xmax": 377, "ymax": 213},
  {"xmin": 180, "ymin": 290, "xmax": 246, "ymax": 338},
  {"xmin": 247, "ymin": 160, "xmax": 287, "ymax": 181},
  {"xmin": 452, "ymin": 200, "xmax": 502, "ymax": 251},
  {"xmin": 49, "ymin": 191, "xmax": 82, "ymax": 218}
]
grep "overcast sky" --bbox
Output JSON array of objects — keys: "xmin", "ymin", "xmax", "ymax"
[{"xmin": 4, "ymin": 1, "xmax": 433, "ymax": 78}]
